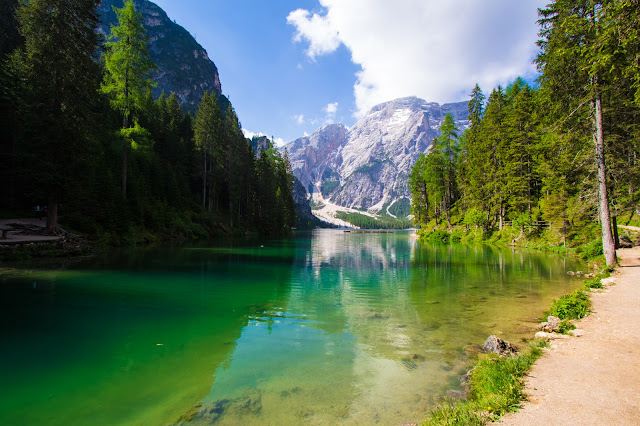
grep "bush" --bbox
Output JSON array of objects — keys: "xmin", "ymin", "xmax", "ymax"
[
  {"xmin": 579, "ymin": 239, "xmax": 603, "ymax": 259},
  {"xmin": 427, "ymin": 229, "xmax": 451, "ymax": 243},
  {"xmin": 557, "ymin": 319, "xmax": 576, "ymax": 334},
  {"xmin": 547, "ymin": 289, "xmax": 591, "ymax": 320}
]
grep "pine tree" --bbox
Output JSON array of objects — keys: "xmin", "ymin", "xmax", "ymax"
[{"xmin": 101, "ymin": 0, "xmax": 155, "ymax": 198}]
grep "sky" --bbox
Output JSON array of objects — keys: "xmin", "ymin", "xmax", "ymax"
[{"xmin": 152, "ymin": 0, "xmax": 547, "ymax": 145}]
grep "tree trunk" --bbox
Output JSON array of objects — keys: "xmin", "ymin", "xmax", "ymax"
[
  {"xmin": 46, "ymin": 196, "xmax": 58, "ymax": 230},
  {"xmin": 593, "ymin": 92, "xmax": 617, "ymax": 266},
  {"xmin": 612, "ymin": 216, "xmax": 620, "ymax": 249},
  {"xmin": 202, "ymin": 151, "xmax": 207, "ymax": 207},
  {"xmin": 122, "ymin": 113, "xmax": 128, "ymax": 199}
]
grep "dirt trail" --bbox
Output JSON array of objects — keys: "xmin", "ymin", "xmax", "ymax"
[{"xmin": 496, "ymin": 246, "xmax": 640, "ymax": 425}]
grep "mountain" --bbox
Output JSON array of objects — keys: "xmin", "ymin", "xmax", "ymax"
[
  {"xmin": 286, "ymin": 97, "xmax": 469, "ymax": 217},
  {"xmin": 98, "ymin": 0, "xmax": 222, "ymax": 113}
]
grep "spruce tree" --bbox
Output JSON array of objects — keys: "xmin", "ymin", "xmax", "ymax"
[
  {"xmin": 101, "ymin": 0, "xmax": 155, "ymax": 199},
  {"xmin": 536, "ymin": 0, "xmax": 617, "ymax": 265}
]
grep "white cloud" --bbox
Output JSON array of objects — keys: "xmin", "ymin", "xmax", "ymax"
[
  {"xmin": 287, "ymin": 0, "xmax": 546, "ymax": 117},
  {"xmin": 242, "ymin": 129, "xmax": 285, "ymax": 148},
  {"xmin": 287, "ymin": 8, "xmax": 341, "ymax": 60},
  {"xmin": 294, "ymin": 114, "xmax": 305, "ymax": 125},
  {"xmin": 323, "ymin": 101, "xmax": 339, "ymax": 123}
]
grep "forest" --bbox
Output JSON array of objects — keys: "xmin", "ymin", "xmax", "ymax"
[
  {"xmin": 0, "ymin": 0, "xmax": 296, "ymax": 244},
  {"xmin": 409, "ymin": 0, "xmax": 639, "ymax": 266}
]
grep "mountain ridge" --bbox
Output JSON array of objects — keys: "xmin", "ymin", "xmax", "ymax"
[{"xmin": 285, "ymin": 96, "xmax": 469, "ymax": 219}]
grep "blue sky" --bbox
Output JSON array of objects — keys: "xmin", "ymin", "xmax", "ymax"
[{"xmin": 152, "ymin": 0, "xmax": 546, "ymax": 144}]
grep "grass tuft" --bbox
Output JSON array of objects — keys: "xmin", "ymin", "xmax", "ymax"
[
  {"xmin": 547, "ymin": 289, "xmax": 591, "ymax": 320},
  {"xmin": 423, "ymin": 340, "xmax": 546, "ymax": 425}
]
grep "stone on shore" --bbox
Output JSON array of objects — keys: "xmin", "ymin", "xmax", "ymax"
[
  {"xmin": 534, "ymin": 331, "xmax": 569, "ymax": 340},
  {"xmin": 483, "ymin": 335, "xmax": 518, "ymax": 356},
  {"xmin": 538, "ymin": 315, "xmax": 561, "ymax": 332}
]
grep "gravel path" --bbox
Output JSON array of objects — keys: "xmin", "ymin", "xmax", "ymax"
[{"xmin": 496, "ymin": 246, "xmax": 640, "ymax": 425}]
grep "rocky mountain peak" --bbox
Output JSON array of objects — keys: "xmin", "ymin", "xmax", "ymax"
[
  {"xmin": 98, "ymin": 0, "xmax": 222, "ymax": 113},
  {"xmin": 285, "ymin": 97, "xmax": 469, "ymax": 216}
]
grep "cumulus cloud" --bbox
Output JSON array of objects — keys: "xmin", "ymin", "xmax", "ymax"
[
  {"xmin": 287, "ymin": 0, "xmax": 546, "ymax": 117},
  {"xmin": 323, "ymin": 102, "xmax": 339, "ymax": 123},
  {"xmin": 294, "ymin": 114, "xmax": 305, "ymax": 125},
  {"xmin": 287, "ymin": 8, "xmax": 341, "ymax": 60}
]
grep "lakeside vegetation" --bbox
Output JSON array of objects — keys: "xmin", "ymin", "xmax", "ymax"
[
  {"xmin": 0, "ymin": 0, "xmax": 295, "ymax": 246},
  {"xmin": 409, "ymin": 0, "xmax": 639, "ymax": 267}
]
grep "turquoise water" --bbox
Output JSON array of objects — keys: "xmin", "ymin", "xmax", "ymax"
[{"xmin": 0, "ymin": 230, "xmax": 582, "ymax": 424}]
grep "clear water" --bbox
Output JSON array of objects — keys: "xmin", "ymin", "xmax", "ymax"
[{"xmin": 0, "ymin": 230, "xmax": 582, "ymax": 425}]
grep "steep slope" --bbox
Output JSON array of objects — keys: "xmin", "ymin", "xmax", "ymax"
[
  {"xmin": 98, "ymin": 0, "xmax": 222, "ymax": 113},
  {"xmin": 286, "ymin": 123, "xmax": 349, "ymax": 197},
  {"xmin": 286, "ymin": 97, "xmax": 469, "ymax": 216}
]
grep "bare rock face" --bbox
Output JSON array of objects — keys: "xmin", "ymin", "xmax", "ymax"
[
  {"xmin": 483, "ymin": 335, "xmax": 518, "ymax": 356},
  {"xmin": 284, "ymin": 97, "xmax": 469, "ymax": 214}
]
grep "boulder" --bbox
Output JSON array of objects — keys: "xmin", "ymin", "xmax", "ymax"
[
  {"xmin": 568, "ymin": 329, "xmax": 585, "ymax": 337},
  {"xmin": 483, "ymin": 335, "xmax": 517, "ymax": 356},
  {"xmin": 538, "ymin": 315, "xmax": 561, "ymax": 332}
]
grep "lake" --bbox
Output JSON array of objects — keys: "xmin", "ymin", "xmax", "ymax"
[{"xmin": 0, "ymin": 230, "xmax": 583, "ymax": 425}]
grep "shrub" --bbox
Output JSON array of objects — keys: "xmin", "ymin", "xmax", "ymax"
[
  {"xmin": 547, "ymin": 289, "xmax": 591, "ymax": 320},
  {"xmin": 427, "ymin": 229, "xmax": 451, "ymax": 243},
  {"xmin": 557, "ymin": 320, "xmax": 576, "ymax": 334}
]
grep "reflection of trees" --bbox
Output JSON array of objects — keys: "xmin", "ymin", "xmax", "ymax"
[
  {"xmin": 408, "ymin": 242, "xmax": 582, "ymax": 350},
  {"xmin": 0, "ymin": 241, "xmax": 296, "ymax": 425}
]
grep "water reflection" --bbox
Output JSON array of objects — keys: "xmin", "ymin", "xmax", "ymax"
[{"xmin": 0, "ymin": 231, "xmax": 583, "ymax": 425}]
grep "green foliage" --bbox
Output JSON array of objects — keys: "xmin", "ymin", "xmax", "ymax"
[
  {"xmin": 463, "ymin": 208, "xmax": 485, "ymax": 228},
  {"xmin": 547, "ymin": 290, "xmax": 591, "ymax": 320},
  {"xmin": 335, "ymin": 211, "xmax": 411, "ymax": 229},
  {"xmin": 101, "ymin": 0, "xmax": 155, "ymax": 119},
  {"xmin": 389, "ymin": 198, "xmax": 411, "ymax": 218},
  {"xmin": 0, "ymin": 0, "xmax": 296, "ymax": 243},
  {"xmin": 579, "ymin": 239, "xmax": 603, "ymax": 260},
  {"xmin": 321, "ymin": 180, "xmax": 339, "ymax": 197},
  {"xmin": 557, "ymin": 320, "xmax": 576, "ymax": 334},
  {"xmin": 425, "ymin": 230, "xmax": 450, "ymax": 244}
]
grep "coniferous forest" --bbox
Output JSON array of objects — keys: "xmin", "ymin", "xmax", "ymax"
[
  {"xmin": 0, "ymin": 0, "xmax": 296, "ymax": 244},
  {"xmin": 409, "ymin": 0, "xmax": 639, "ymax": 266}
]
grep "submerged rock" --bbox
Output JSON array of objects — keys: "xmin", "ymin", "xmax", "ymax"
[{"xmin": 483, "ymin": 335, "xmax": 517, "ymax": 356}]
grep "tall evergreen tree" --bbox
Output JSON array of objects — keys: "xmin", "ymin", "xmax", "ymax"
[
  {"xmin": 536, "ymin": 0, "xmax": 617, "ymax": 265},
  {"xmin": 16, "ymin": 0, "xmax": 101, "ymax": 229},
  {"xmin": 432, "ymin": 113, "xmax": 459, "ymax": 225},
  {"xmin": 101, "ymin": 0, "xmax": 155, "ymax": 198}
]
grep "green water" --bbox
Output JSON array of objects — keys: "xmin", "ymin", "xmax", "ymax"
[{"xmin": 0, "ymin": 230, "xmax": 583, "ymax": 425}]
